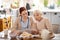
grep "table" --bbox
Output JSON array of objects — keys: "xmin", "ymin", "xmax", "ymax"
[{"xmin": 0, "ymin": 33, "xmax": 60, "ymax": 40}]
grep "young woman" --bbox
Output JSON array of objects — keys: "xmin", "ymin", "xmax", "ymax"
[{"xmin": 10, "ymin": 7, "xmax": 38, "ymax": 36}]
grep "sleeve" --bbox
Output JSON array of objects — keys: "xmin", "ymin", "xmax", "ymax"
[{"xmin": 45, "ymin": 19, "xmax": 53, "ymax": 33}]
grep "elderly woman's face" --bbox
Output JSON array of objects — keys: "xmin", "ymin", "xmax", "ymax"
[
  {"xmin": 34, "ymin": 12, "xmax": 42, "ymax": 20},
  {"xmin": 21, "ymin": 10, "xmax": 28, "ymax": 18}
]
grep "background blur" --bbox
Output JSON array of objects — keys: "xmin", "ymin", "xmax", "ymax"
[{"xmin": 0, "ymin": 0, "xmax": 60, "ymax": 34}]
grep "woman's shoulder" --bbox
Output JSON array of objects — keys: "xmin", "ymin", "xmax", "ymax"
[
  {"xmin": 15, "ymin": 16, "xmax": 21, "ymax": 22},
  {"xmin": 42, "ymin": 17, "xmax": 48, "ymax": 20},
  {"xmin": 17, "ymin": 16, "xmax": 21, "ymax": 19},
  {"xmin": 42, "ymin": 17, "xmax": 49, "ymax": 22},
  {"xmin": 40, "ymin": 17, "xmax": 48, "ymax": 21}
]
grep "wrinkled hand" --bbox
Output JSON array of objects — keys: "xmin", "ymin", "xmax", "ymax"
[{"xmin": 31, "ymin": 29, "xmax": 39, "ymax": 34}]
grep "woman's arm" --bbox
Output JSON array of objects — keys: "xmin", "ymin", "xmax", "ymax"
[
  {"xmin": 45, "ymin": 19, "xmax": 53, "ymax": 33},
  {"xmin": 30, "ymin": 17, "xmax": 39, "ymax": 34}
]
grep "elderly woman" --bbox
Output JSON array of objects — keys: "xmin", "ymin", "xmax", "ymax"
[
  {"xmin": 33, "ymin": 10, "xmax": 54, "ymax": 40},
  {"xmin": 10, "ymin": 7, "xmax": 38, "ymax": 37}
]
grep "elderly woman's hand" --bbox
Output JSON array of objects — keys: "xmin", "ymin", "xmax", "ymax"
[{"xmin": 31, "ymin": 29, "xmax": 39, "ymax": 34}]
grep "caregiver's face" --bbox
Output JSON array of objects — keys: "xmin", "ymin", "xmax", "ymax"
[
  {"xmin": 21, "ymin": 10, "xmax": 28, "ymax": 18},
  {"xmin": 34, "ymin": 11, "xmax": 42, "ymax": 20}
]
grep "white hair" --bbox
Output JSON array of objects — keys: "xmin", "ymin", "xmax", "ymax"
[{"xmin": 33, "ymin": 10, "xmax": 42, "ymax": 15}]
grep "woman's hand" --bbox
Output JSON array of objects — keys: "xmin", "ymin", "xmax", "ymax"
[
  {"xmin": 10, "ymin": 30, "xmax": 21, "ymax": 36},
  {"xmin": 31, "ymin": 29, "xmax": 39, "ymax": 34}
]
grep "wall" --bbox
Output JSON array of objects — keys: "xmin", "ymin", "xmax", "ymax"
[{"xmin": 42, "ymin": 12, "xmax": 60, "ymax": 25}]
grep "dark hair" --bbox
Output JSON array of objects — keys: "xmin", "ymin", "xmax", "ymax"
[{"xmin": 19, "ymin": 7, "xmax": 26, "ymax": 14}]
